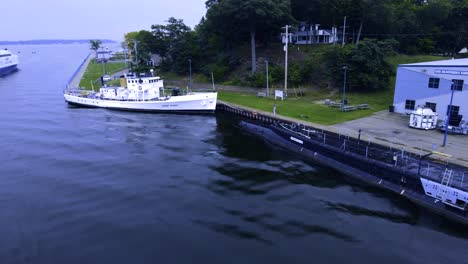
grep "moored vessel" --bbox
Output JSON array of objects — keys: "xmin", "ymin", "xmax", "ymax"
[
  {"xmin": 238, "ymin": 120, "xmax": 468, "ymax": 225},
  {"xmin": 64, "ymin": 74, "xmax": 217, "ymax": 113},
  {"xmin": 0, "ymin": 49, "xmax": 19, "ymax": 76}
]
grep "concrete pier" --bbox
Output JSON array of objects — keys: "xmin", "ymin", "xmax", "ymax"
[{"xmin": 331, "ymin": 111, "xmax": 468, "ymax": 168}]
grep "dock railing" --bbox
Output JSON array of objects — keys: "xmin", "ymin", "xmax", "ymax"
[{"xmin": 218, "ymin": 102, "xmax": 468, "ymax": 190}]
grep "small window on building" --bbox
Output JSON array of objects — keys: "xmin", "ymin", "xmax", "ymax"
[
  {"xmin": 405, "ymin": 100, "xmax": 415, "ymax": 110},
  {"xmin": 428, "ymin": 78, "xmax": 439, "ymax": 89},
  {"xmin": 426, "ymin": 102, "xmax": 436, "ymax": 112},
  {"xmin": 452, "ymin": 79, "xmax": 464, "ymax": 91}
]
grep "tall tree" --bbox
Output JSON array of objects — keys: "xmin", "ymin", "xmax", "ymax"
[
  {"xmin": 89, "ymin": 39, "xmax": 102, "ymax": 59},
  {"xmin": 124, "ymin": 32, "xmax": 139, "ymax": 62},
  {"xmin": 205, "ymin": 0, "xmax": 291, "ymax": 73},
  {"xmin": 151, "ymin": 17, "xmax": 191, "ymax": 62}
]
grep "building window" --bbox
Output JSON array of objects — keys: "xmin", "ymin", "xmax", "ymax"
[
  {"xmin": 405, "ymin": 100, "xmax": 415, "ymax": 110},
  {"xmin": 452, "ymin": 79, "xmax": 464, "ymax": 91},
  {"xmin": 425, "ymin": 102, "xmax": 436, "ymax": 112},
  {"xmin": 428, "ymin": 77, "xmax": 439, "ymax": 88},
  {"xmin": 446, "ymin": 105, "xmax": 460, "ymax": 116}
]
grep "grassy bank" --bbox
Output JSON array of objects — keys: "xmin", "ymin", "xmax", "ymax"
[
  {"xmin": 218, "ymin": 54, "xmax": 448, "ymax": 125},
  {"xmin": 79, "ymin": 60, "xmax": 126, "ymax": 90},
  {"xmin": 219, "ymin": 88, "xmax": 392, "ymax": 125}
]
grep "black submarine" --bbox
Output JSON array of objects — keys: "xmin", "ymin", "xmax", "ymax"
[{"xmin": 238, "ymin": 120, "xmax": 468, "ymax": 225}]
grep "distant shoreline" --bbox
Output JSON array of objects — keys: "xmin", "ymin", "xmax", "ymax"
[{"xmin": 0, "ymin": 39, "xmax": 116, "ymax": 45}]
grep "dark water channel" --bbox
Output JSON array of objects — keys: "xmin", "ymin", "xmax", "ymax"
[{"xmin": 0, "ymin": 45, "xmax": 466, "ymax": 264}]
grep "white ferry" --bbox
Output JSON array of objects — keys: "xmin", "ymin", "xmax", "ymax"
[
  {"xmin": 0, "ymin": 49, "xmax": 19, "ymax": 76},
  {"xmin": 64, "ymin": 75, "xmax": 217, "ymax": 113}
]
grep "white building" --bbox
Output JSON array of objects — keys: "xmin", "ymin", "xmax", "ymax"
[
  {"xmin": 393, "ymin": 58, "xmax": 468, "ymax": 121},
  {"xmin": 287, "ymin": 23, "xmax": 340, "ymax": 45},
  {"xmin": 96, "ymin": 47, "xmax": 113, "ymax": 61}
]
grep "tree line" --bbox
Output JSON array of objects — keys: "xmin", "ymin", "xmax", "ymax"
[
  {"xmin": 120, "ymin": 0, "xmax": 467, "ymax": 91},
  {"xmin": 292, "ymin": 0, "xmax": 467, "ymax": 55}
]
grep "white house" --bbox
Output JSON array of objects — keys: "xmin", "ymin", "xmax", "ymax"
[
  {"xmin": 146, "ymin": 54, "xmax": 161, "ymax": 67},
  {"xmin": 287, "ymin": 23, "xmax": 340, "ymax": 45},
  {"xmin": 393, "ymin": 58, "xmax": 468, "ymax": 121}
]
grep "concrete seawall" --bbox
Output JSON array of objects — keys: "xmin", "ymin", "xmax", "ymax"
[{"xmin": 67, "ymin": 53, "xmax": 93, "ymax": 89}]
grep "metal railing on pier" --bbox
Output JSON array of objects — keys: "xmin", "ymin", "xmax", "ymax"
[{"xmin": 218, "ymin": 102, "xmax": 468, "ymax": 190}]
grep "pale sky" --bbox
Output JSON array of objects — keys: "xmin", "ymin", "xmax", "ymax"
[{"xmin": 1, "ymin": 0, "xmax": 207, "ymax": 41}]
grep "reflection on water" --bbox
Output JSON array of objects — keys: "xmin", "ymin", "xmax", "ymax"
[{"xmin": 0, "ymin": 45, "xmax": 467, "ymax": 264}]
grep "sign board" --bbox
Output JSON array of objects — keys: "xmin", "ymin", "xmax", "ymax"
[{"xmin": 275, "ymin": 90, "xmax": 284, "ymax": 101}]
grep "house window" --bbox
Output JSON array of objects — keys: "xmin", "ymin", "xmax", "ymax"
[
  {"xmin": 405, "ymin": 100, "xmax": 415, "ymax": 110},
  {"xmin": 426, "ymin": 102, "xmax": 436, "ymax": 112},
  {"xmin": 452, "ymin": 79, "xmax": 464, "ymax": 91},
  {"xmin": 446, "ymin": 105, "xmax": 460, "ymax": 116},
  {"xmin": 428, "ymin": 78, "xmax": 439, "ymax": 89}
]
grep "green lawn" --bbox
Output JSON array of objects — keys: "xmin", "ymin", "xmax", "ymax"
[
  {"xmin": 79, "ymin": 61, "xmax": 127, "ymax": 90},
  {"xmin": 219, "ymin": 88, "xmax": 393, "ymax": 125},
  {"xmin": 218, "ymin": 54, "xmax": 449, "ymax": 125}
]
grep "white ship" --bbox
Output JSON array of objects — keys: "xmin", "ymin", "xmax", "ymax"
[
  {"xmin": 64, "ymin": 75, "xmax": 217, "ymax": 113},
  {"xmin": 0, "ymin": 49, "xmax": 19, "ymax": 76}
]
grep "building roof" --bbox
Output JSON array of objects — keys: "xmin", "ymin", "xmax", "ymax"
[{"xmin": 400, "ymin": 58, "xmax": 468, "ymax": 67}]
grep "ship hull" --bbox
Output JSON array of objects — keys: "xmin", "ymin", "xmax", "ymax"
[
  {"xmin": 64, "ymin": 92, "xmax": 217, "ymax": 113},
  {"xmin": 0, "ymin": 64, "xmax": 18, "ymax": 77}
]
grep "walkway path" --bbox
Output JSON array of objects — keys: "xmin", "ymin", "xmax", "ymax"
[
  {"xmin": 68, "ymin": 54, "xmax": 93, "ymax": 89},
  {"xmin": 68, "ymin": 56, "xmax": 129, "ymax": 90}
]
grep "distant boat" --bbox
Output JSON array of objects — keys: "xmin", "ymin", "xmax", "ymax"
[
  {"xmin": 64, "ymin": 74, "xmax": 217, "ymax": 113},
  {"xmin": 0, "ymin": 49, "xmax": 19, "ymax": 76}
]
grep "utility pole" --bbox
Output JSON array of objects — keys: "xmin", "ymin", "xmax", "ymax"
[
  {"xmin": 188, "ymin": 59, "xmax": 192, "ymax": 90},
  {"xmin": 133, "ymin": 40, "xmax": 139, "ymax": 65},
  {"xmin": 101, "ymin": 47, "xmax": 105, "ymax": 74},
  {"xmin": 211, "ymin": 72, "xmax": 215, "ymax": 91},
  {"xmin": 342, "ymin": 16, "xmax": 347, "ymax": 47},
  {"xmin": 442, "ymin": 81, "xmax": 456, "ymax": 147},
  {"xmin": 333, "ymin": 26, "xmax": 337, "ymax": 46},
  {"xmin": 341, "ymin": 66, "xmax": 348, "ymax": 112},
  {"xmin": 124, "ymin": 48, "xmax": 128, "ymax": 67},
  {"xmin": 265, "ymin": 60, "xmax": 269, "ymax": 97},
  {"xmin": 282, "ymin": 25, "xmax": 290, "ymax": 97}
]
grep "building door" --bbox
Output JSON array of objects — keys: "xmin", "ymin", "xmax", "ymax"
[
  {"xmin": 447, "ymin": 105, "xmax": 460, "ymax": 116},
  {"xmin": 447, "ymin": 105, "xmax": 461, "ymax": 126}
]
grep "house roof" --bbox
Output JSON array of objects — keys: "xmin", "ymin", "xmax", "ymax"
[{"xmin": 400, "ymin": 58, "xmax": 468, "ymax": 67}]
